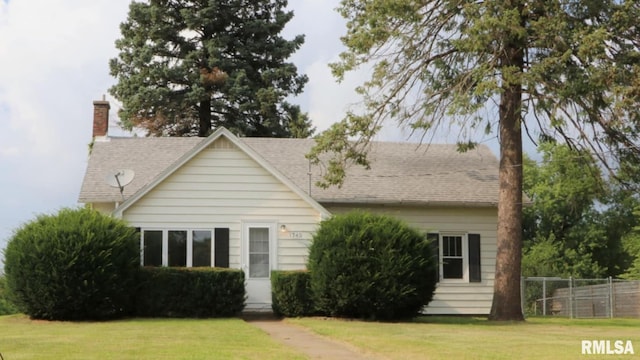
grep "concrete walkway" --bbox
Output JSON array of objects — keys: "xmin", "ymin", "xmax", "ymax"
[{"xmin": 244, "ymin": 314, "xmax": 381, "ymax": 359}]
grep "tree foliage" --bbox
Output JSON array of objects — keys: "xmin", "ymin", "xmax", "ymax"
[
  {"xmin": 620, "ymin": 208, "xmax": 640, "ymax": 280},
  {"xmin": 110, "ymin": 0, "xmax": 313, "ymax": 138},
  {"xmin": 307, "ymin": 0, "xmax": 640, "ymax": 320},
  {"xmin": 522, "ymin": 142, "xmax": 638, "ymax": 278}
]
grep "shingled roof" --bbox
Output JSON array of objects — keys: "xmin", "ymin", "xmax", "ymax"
[
  {"xmin": 79, "ymin": 132, "xmax": 499, "ymax": 206},
  {"xmin": 243, "ymin": 138, "xmax": 499, "ymax": 206},
  {"xmin": 79, "ymin": 137, "xmax": 203, "ymax": 203}
]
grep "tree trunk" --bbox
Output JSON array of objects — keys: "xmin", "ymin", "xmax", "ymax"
[
  {"xmin": 198, "ymin": 98, "xmax": 212, "ymax": 137},
  {"xmin": 489, "ymin": 14, "xmax": 525, "ymax": 321}
]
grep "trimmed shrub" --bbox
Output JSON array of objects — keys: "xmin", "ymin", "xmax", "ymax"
[
  {"xmin": 271, "ymin": 270, "xmax": 314, "ymax": 317},
  {"xmin": 308, "ymin": 211, "xmax": 437, "ymax": 320},
  {"xmin": 3, "ymin": 208, "xmax": 139, "ymax": 320},
  {"xmin": 135, "ymin": 267, "xmax": 245, "ymax": 317},
  {"xmin": 0, "ymin": 276, "xmax": 19, "ymax": 315}
]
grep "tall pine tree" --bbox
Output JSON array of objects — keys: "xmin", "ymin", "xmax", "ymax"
[
  {"xmin": 307, "ymin": 0, "xmax": 640, "ymax": 320},
  {"xmin": 109, "ymin": 0, "xmax": 313, "ymax": 138}
]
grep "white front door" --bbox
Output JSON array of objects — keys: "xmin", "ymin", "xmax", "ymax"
[{"xmin": 242, "ymin": 222, "xmax": 276, "ymax": 309}]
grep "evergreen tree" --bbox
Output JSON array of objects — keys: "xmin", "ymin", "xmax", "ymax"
[
  {"xmin": 110, "ymin": 0, "xmax": 313, "ymax": 137},
  {"xmin": 307, "ymin": 1, "xmax": 640, "ymax": 320}
]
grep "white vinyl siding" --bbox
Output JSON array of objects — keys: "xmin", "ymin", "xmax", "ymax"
[
  {"xmin": 325, "ymin": 204, "xmax": 497, "ymax": 315},
  {"xmin": 123, "ymin": 137, "xmax": 322, "ymax": 273},
  {"xmin": 91, "ymin": 202, "xmax": 116, "ymax": 214}
]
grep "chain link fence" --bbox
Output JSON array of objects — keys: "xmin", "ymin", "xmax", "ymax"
[{"xmin": 521, "ymin": 277, "xmax": 640, "ymax": 318}]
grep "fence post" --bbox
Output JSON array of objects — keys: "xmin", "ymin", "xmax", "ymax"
[
  {"xmin": 542, "ymin": 277, "xmax": 547, "ymax": 316},
  {"xmin": 609, "ymin": 276, "xmax": 614, "ymax": 318},
  {"xmin": 569, "ymin": 276, "xmax": 573, "ymax": 319}
]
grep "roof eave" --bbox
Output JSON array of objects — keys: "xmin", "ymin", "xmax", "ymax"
[
  {"xmin": 317, "ymin": 199, "xmax": 499, "ymax": 208},
  {"xmin": 78, "ymin": 198, "xmax": 121, "ymax": 204}
]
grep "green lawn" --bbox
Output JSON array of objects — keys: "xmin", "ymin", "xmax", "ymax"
[
  {"xmin": 0, "ymin": 315, "xmax": 305, "ymax": 360},
  {"xmin": 288, "ymin": 316, "xmax": 640, "ymax": 360},
  {"xmin": 2, "ymin": 314, "xmax": 638, "ymax": 360}
]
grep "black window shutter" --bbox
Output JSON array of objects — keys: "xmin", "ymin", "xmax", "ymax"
[
  {"xmin": 214, "ymin": 228, "xmax": 230, "ymax": 268},
  {"xmin": 468, "ymin": 233, "xmax": 481, "ymax": 282},
  {"xmin": 427, "ymin": 233, "xmax": 440, "ymax": 283}
]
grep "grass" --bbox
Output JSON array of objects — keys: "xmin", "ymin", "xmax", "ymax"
[
  {"xmin": 288, "ymin": 316, "xmax": 640, "ymax": 360},
  {"xmin": 1, "ymin": 314, "xmax": 638, "ymax": 359},
  {"xmin": 0, "ymin": 315, "xmax": 305, "ymax": 360}
]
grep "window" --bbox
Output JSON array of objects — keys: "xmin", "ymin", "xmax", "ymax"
[
  {"xmin": 192, "ymin": 230, "xmax": 212, "ymax": 267},
  {"xmin": 248, "ymin": 227, "xmax": 270, "ymax": 278},
  {"xmin": 141, "ymin": 228, "xmax": 229, "ymax": 268},
  {"xmin": 143, "ymin": 230, "xmax": 162, "ymax": 267},
  {"xmin": 168, "ymin": 230, "xmax": 187, "ymax": 267},
  {"xmin": 214, "ymin": 228, "xmax": 230, "ymax": 268},
  {"xmin": 442, "ymin": 235, "xmax": 464, "ymax": 279},
  {"xmin": 428, "ymin": 233, "xmax": 482, "ymax": 283}
]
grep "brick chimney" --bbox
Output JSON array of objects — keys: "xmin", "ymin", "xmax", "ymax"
[{"xmin": 92, "ymin": 100, "xmax": 110, "ymax": 138}]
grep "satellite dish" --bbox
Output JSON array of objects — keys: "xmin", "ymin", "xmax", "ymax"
[{"xmin": 104, "ymin": 169, "xmax": 135, "ymax": 200}]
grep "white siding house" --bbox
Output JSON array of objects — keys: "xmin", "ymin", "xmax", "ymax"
[
  {"xmin": 79, "ymin": 102, "xmax": 500, "ymax": 314},
  {"xmin": 327, "ymin": 205, "xmax": 496, "ymax": 314}
]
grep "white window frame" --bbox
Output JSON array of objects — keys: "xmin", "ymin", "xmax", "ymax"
[
  {"xmin": 140, "ymin": 228, "xmax": 221, "ymax": 268},
  {"xmin": 439, "ymin": 233, "xmax": 469, "ymax": 283}
]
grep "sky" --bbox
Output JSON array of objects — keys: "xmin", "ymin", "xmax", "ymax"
[{"xmin": 0, "ymin": 0, "xmax": 501, "ymax": 270}]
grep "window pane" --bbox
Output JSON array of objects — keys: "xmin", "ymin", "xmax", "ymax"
[
  {"xmin": 214, "ymin": 228, "xmax": 230, "ymax": 268},
  {"xmin": 443, "ymin": 236, "xmax": 451, "ymax": 256},
  {"xmin": 249, "ymin": 228, "xmax": 269, "ymax": 252},
  {"xmin": 443, "ymin": 236, "xmax": 462, "ymax": 257},
  {"xmin": 249, "ymin": 254, "xmax": 269, "ymax": 278},
  {"xmin": 249, "ymin": 227, "xmax": 269, "ymax": 278},
  {"xmin": 192, "ymin": 230, "xmax": 211, "ymax": 267},
  {"xmin": 443, "ymin": 258, "xmax": 463, "ymax": 279},
  {"xmin": 143, "ymin": 230, "xmax": 162, "ymax": 267},
  {"xmin": 168, "ymin": 230, "xmax": 187, "ymax": 267}
]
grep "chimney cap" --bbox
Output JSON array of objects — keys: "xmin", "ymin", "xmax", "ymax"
[{"xmin": 93, "ymin": 100, "xmax": 110, "ymax": 107}]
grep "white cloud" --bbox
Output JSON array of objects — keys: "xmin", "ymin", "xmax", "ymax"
[
  {"xmin": 304, "ymin": 59, "xmax": 366, "ymax": 132},
  {"xmin": 0, "ymin": 0, "xmax": 130, "ymax": 259},
  {"xmin": 0, "ymin": 146, "xmax": 19, "ymax": 157},
  {"xmin": 284, "ymin": 0, "xmax": 385, "ymax": 136},
  {"xmin": 0, "ymin": 0, "xmax": 129, "ymax": 154}
]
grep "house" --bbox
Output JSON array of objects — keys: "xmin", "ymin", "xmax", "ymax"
[{"xmin": 79, "ymin": 101, "xmax": 500, "ymax": 314}]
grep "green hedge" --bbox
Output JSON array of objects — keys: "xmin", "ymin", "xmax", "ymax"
[
  {"xmin": 271, "ymin": 270, "xmax": 314, "ymax": 317},
  {"xmin": 135, "ymin": 267, "xmax": 245, "ymax": 317},
  {"xmin": 3, "ymin": 208, "xmax": 139, "ymax": 320}
]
